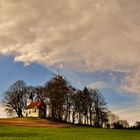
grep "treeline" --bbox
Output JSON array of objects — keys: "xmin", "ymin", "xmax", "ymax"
[{"xmin": 2, "ymin": 75, "xmax": 140, "ymax": 128}]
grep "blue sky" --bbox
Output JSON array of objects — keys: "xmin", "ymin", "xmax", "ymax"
[
  {"xmin": 0, "ymin": 56, "xmax": 136, "ymax": 107},
  {"xmin": 0, "ymin": 0, "xmax": 140, "ymax": 124},
  {"xmin": 0, "ymin": 56, "xmax": 53, "ymax": 98}
]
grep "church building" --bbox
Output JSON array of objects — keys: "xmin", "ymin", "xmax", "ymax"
[{"xmin": 25, "ymin": 101, "xmax": 46, "ymax": 118}]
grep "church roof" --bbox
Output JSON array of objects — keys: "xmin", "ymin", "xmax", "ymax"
[{"xmin": 25, "ymin": 101, "xmax": 46, "ymax": 109}]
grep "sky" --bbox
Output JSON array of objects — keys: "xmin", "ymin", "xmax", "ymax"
[{"xmin": 0, "ymin": 0, "xmax": 140, "ymax": 125}]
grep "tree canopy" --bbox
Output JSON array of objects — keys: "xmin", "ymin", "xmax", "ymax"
[
  {"xmin": 2, "ymin": 75, "xmax": 125, "ymax": 128},
  {"xmin": 3, "ymin": 80, "xmax": 27, "ymax": 117}
]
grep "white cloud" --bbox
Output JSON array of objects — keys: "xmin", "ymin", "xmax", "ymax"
[
  {"xmin": 121, "ymin": 69, "xmax": 140, "ymax": 94},
  {"xmin": 0, "ymin": 0, "xmax": 140, "ymax": 94},
  {"xmin": 88, "ymin": 81, "xmax": 109, "ymax": 89},
  {"xmin": 0, "ymin": 104, "xmax": 7, "ymax": 118},
  {"xmin": 112, "ymin": 103, "xmax": 140, "ymax": 125}
]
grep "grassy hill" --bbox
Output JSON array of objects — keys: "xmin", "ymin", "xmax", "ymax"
[
  {"xmin": 0, "ymin": 118, "xmax": 140, "ymax": 140},
  {"xmin": 0, "ymin": 117, "xmax": 74, "ymax": 128}
]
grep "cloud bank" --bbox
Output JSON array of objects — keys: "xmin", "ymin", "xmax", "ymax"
[
  {"xmin": 0, "ymin": 104, "xmax": 7, "ymax": 118},
  {"xmin": 0, "ymin": 0, "xmax": 140, "ymax": 93}
]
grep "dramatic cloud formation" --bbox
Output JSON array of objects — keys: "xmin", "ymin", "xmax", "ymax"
[{"xmin": 0, "ymin": 0, "xmax": 140, "ymax": 93}]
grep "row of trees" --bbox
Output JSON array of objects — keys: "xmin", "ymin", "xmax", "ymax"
[{"xmin": 3, "ymin": 75, "xmax": 139, "ymax": 128}]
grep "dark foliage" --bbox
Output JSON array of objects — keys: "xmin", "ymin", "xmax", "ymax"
[{"xmin": 3, "ymin": 75, "xmax": 111, "ymax": 128}]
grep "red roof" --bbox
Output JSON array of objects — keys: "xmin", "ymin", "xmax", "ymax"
[{"xmin": 25, "ymin": 101, "xmax": 46, "ymax": 109}]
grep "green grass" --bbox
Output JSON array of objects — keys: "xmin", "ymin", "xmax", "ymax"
[{"xmin": 0, "ymin": 126, "xmax": 139, "ymax": 140}]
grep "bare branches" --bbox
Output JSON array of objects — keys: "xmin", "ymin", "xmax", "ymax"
[
  {"xmin": 2, "ymin": 75, "xmax": 109, "ymax": 128},
  {"xmin": 3, "ymin": 80, "xmax": 27, "ymax": 117}
]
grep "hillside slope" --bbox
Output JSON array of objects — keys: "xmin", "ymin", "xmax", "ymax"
[{"xmin": 0, "ymin": 118, "xmax": 74, "ymax": 128}]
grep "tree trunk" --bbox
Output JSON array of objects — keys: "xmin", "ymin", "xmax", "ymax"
[
  {"xmin": 17, "ymin": 108, "xmax": 23, "ymax": 117},
  {"xmin": 72, "ymin": 111, "xmax": 75, "ymax": 124}
]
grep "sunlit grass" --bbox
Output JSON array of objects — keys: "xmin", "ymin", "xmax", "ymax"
[{"xmin": 0, "ymin": 126, "xmax": 140, "ymax": 140}]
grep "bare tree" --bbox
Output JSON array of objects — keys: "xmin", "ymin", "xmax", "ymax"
[
  {"xmin": 112, "ymin": 120, "xmax": 129, "ymax": 129},
  {"xmin": 63, "ymin": 86, "xmax": 75, "ymax": 122},
  {"xmin": 3, "ymin": 80, "xmax": 27, "ymax": 117},
  {"xmin": 2, "ymin": 76, "xmax": 111, "ymax": 127},
  {"xmin": 135, "ymin": 121, "xmax": 140, "ymax": 129},
  {"xmin": 91, "ymin": 89, "xmax": 109, "ymax": 127},
  {"xmin": 108, "ymin": 112, "xmax": 120, "ymax": 128},
  {"xmin": 34, "ymin": 86, "xmax": 47, "ymax": 102},
  {"xmin": 46, "ymin": 75, "xmax": 70, "ymax": 121}
]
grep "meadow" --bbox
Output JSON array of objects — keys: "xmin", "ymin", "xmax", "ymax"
[{"xmin": 0, "ymin": 126, "xmax": 140, "ymax": 140}]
